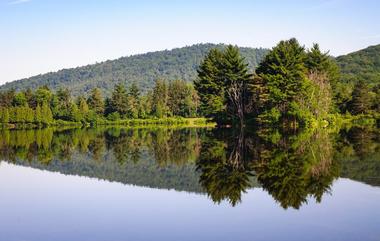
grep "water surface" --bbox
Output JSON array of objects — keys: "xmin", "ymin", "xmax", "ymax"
[{"xmin": 0, "ymin": 127, "xmax": 379, "ymax": 241}]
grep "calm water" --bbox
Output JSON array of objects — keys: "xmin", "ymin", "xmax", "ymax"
[{"xmin": 0, "ymin": 127, "xmax": 379, "ymax": 241}]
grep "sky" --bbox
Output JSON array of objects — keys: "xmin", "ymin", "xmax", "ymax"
[{"xmin": 0, "ymin": 0, "xmax": 379, "ymax": 85}]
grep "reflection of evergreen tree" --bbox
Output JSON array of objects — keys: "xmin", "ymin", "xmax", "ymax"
[
  {"xmin": 253, "ymin": 129, "xmax": 339, "ymax": 209},
  {"xmin": 196, "ymin": 128, "xmax": 339, "ymax": 208},
  {"xmin": 196, "ymin": 130, "xmax": 254, "ymax": 206}
]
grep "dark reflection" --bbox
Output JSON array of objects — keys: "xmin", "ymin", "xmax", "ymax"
[
  {"xmin": 1, "ymin": 126, "xmax": 380, "ymax": 208},
  {"xmin": 196, "ymin": 129, "xmax": 255, "ymax": 206},
  {"xmin": 336, "ymin": 126, "xmax": 380, "ymax": 186},
  {"xmin": 196, "ymin": 129, "xmax": 340, "ymax": 208}
]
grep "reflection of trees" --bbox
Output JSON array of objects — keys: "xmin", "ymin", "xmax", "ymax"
[
  {"xmin": 196, "ymin": 130, "xmax": 254, "ymax": 206},
  {"xmin": 2, "ymin": 126, "xmax": 380, "ymax": 208},
  {"xmin": 336, "ymin": 127, "xmax": 380, "ymax": 186},
  {"xmin": 254, "ymin": 130, "xmax": 339, "ymax": 209},
  {"xmin": 0, "ymin": 127, "xmax": 202, "ymax": 170},
  {"xmin": 196, "ymin": 128, "xmax": 340, "ymax": 209},
  {"xmin": 0, "ymin": 127, "xmax": 205, "ymax": 193}
]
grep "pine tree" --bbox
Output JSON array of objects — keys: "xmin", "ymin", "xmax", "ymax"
[
  {"xmin": 87, "ymin": 88, "xmax": 104, "ymax": 115},
  {"xmin": 0, "ymin": 108, "xmax": 10, "ymax": 123},
  {"xmin": 194, "ymin": 48, "xmax": 225, "ymax": 120},
  {"xmin": 152, "ymin": 79, "xmax": 169, "ymax": 118},
  {"xmin": 255, "ymin": 38, "xmax": 309, "ymax": 124},
  {"xmin": 110, "ymin": 84, "xmax": 129, "ymax": 116},
  {"xmin": 127, "ymin": 83, "xmax": 140, "ymax": 118},
  {"xmin": 35, "ymin": 104, "xmax": 42, "ymax": 124},
  {"xmin": 222, "ymin": 45, "xmax": 252, "ymax": 126},
  {"xmin": 41, "ymin": 102, "xmax": 53, "ymax": 124},
  {"xmin": 350, "ymin": 80, "xmax": 372, "ymax": 115}
]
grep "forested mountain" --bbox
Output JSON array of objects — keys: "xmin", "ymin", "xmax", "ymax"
[
  {"xmin": 0, "ymin": 44, "xmax": 268, "ymax": 97},
  {"xmin": 336, "ymin": 44, "xmax": 380, "ymax": 86}
]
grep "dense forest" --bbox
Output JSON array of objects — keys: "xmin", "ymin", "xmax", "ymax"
[
  {"xmin": 0, "ymin": 44, "xmax": 268, "ymax": 97},
  {"xmin": 0, "ymin": 79, "xmax": 201, "ymax": 125},
  {"xmin": 194, "ymin": 39, "xmax": 380, "ymax": 127},
  {"xmin": 1, "ymin": 40, "xmax": 379, "ymax": 127}
]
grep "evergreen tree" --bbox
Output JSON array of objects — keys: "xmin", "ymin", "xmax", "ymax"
[
  {"xmin": 24, "ymin": 88, "xmax": 35, "ymax": 108},
  {"xmin": 373, "ymin": 84, "xmax": 380, "ymax": 112},
  {"xmin": 139, "ymin": 91, "xmax": 153, "ymax": 119},
  {"xmin": 87, "ymin": 88, "xmax": 104, "ymax": 115},
  {"xmin": 35, "ymin": 104, "xmax": 42, "ymax": 124},
  {"xmin": 13, "ymin": 92, "xmax": 28, "ymax": 107},
  {"xmin": 34, "ymin": 87, "xmax": 52, "ymax": 106},
  {"xmin": 194, "ymin": 49, "xmax": 225, "ymax": 120},
  {"xmin": 152, "ymin": 79, "xmax": 169, "ymax": 118},
  {"xmin": 0, "ymin": 90, "xmax": 15, "ymax": 108},
  {"xmin": 41, "ymin": 102, "xmax": 53, "ymax": 124},
  {"xmin": 127, "ymin": 83, "xmax": 140, "ymax": 118},
  {"xmin": 350, "ymin": 80, "xmax": 372, "ymax": 115},
  {"xmin": 195, "ymin": 46, "xmax": 251, "ymax": 125},
  {"xmin": 222, "ymin": 45, "xmax": 252, "ymax": 126},
  {"xmin": 255, "ymin": 38, "xmax": 309, "ymax": 124},
  {"xmin": 110, "ymin": 84, "xmax": 129, "ymax": 116},
  {"xmin": 1, "ymin": 108, "xmax": 10, "ymax": 123}
]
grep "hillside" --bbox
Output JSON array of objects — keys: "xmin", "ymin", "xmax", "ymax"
[
  {"xmin": 0, "ymin": 43, "xmax": 268, "ymax": 97},
  {"xmin": 336, "ymin": 44, "xmax": 380, "ymax": 86}
]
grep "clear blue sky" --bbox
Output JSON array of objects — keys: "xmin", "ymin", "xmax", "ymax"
[{"xmin": 0, "ymin": 0, "xmax": 379, "ymax": 84}]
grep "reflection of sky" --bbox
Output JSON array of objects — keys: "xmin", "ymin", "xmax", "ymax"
[{"xmin": 0, "ymin": 162, "xmax": 379, "ymax": 241}]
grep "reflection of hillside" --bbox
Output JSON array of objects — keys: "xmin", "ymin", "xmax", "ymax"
[
  {"xmin": 1, "ymin": 126, "xmax": 380, "ymax": 207},
  {"xmin": 336, "ymin": 127, "xmax": 380, "ymax": 186},
  {"xmin": 0, "ymin": 128, "xmax": 206, "ymax": 193}
]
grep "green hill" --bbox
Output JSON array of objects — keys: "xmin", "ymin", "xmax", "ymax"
[
  {"xmin": 0, "ymin": 43, "xmax": 268, "ymax": 97},
  {"xmin": 336, "ymin": 44, "xmax": 380, "ymax": 86}
]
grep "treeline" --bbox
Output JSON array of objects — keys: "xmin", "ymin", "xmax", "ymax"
[
  {"xmin": 0, "ymin": 44, "xmax": 268, "ymax": 97},
  {"xmin": 0, "ymin": 79, "xmax": 199, "ymax": 125},
  {"xmin": 195, "ymin": 38, "xmax": 380, "ymax": 127}
]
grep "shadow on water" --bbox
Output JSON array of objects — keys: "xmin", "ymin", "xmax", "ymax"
[{"xmin": 0, "ymin": 126, "xmax": 380, "ymax": 209}]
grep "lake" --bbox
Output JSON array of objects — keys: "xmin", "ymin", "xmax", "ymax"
[{"xmin": 0, "ymin": 127, "xmax": 379, "ymax": 241}]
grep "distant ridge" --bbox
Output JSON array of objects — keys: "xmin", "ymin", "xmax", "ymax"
[
  {"xmin": 0, "ymin": 43, "xmax": 269, "ymax": 97},
  {"xmin": 336, "ymin": 44, "xmax": 380, "ymax": 86}
]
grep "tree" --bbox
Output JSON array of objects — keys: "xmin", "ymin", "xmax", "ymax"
[
  {"xmin": 87, "ymin": 88, "xmax": 104, "ymax": 115},
  {"xmin": 255, "ymin": 38, "xmax": 309, "ymax": 125},
  {"xmin": 195, "ymin": 46, "xmax": 251, "ymax": 126},
  {"xmin": 195, "ymin": 49, "xmax": 226, "ymax": 121},
  {"xmin": 373, "ymin": 84, "xmax": 380, "ymax": 112},
  {"xmin": 350, "ymin": 80, "xmax": 372, "ymax": 115},
  {"xmin": 110, "ymin": 84, "xmax": 129, "ymax": 116},
  {"xmin": 24, "ymin": 88, "xmax": 35, "ymax": 108},
  {"xmin": 78, "ymin": 96, "xmax": 89, "ymax": 121},
  {"xmin": 1, "ymin": 108, "xmax": 9, "ymax": 123},
  {"xmin": 0, "ymin": 90, "xmax": 15, "ymax": 108},
  {"xmin": 139, "ymin": 91, "xmax": 153, "ymax": 119},
  {"xmin": 152, "ymin": 79, "xmax": 169, "ymax": 118},
  {"xmin": 34, "ymin": 87, "xmax": 52, "ymax": 106},
  {"xmin": 41, "ymin": 102, "xmax": 53, "ymax": 124},
  {"xmin": 13, "ymin": 92, "xmax": 28, "ymax": 107},
  {"xmin": 127, "ymin": 83, "xmax": 140, "ymax": 118},
  {"xmin": 35, "ymin": 104, "xmax": 42, "ymax": 124},
  {"xmin": 222, "ymin": 45, "xmax": 252, "ymax": 126}
]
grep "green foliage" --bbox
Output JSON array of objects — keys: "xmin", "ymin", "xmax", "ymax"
[
  {"xmin": 12, "ymin": 92, "xmax": 27, "ymax": 107},
  {"xmin": 0, "ymin": 44, "xmax": 268, "ymax": 97},
  {"xmin": 152, "ymin": 79, "xmax": 170, "ymax": 118},
  {"xmin": 195, "ymin": 45, "xmax": 252, "ymax": 125},
  {"xmin": 110, "ymin": 84, "xmax": 129, "ymax": 116},
  {"xmin": 335, "ymin": 44, "xmax": 380, "ymax": 113},
  {"xmin": 87, "ymin": 88, "xmax": 104, "ymax": 115},
  {"xmin": 349, "ymin": 80, "xmax": 372, "ymax": 115}
]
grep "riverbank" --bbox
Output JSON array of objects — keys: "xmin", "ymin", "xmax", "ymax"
[{"xmin": 0, "ymin": 117, "xmax": 216, "ymax": 129}]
